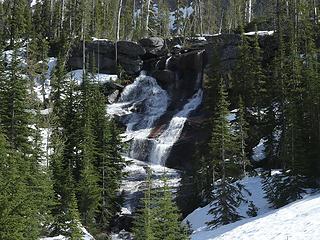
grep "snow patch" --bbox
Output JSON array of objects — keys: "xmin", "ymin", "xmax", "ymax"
[
  {"xmin": 185, "ymin": 175, "xmax": 269, "ymax": 232},
  {"xmin": 67, "ymin": 70, "xmax": 117, "ymax": 85},
  {"xmin": 244, "ymin": 31, "xmax": 275, "ymax": 36},
  {"xmin": 252, "ymin": 138, "xmax": 267, "ymax": 162},
  {"xmin": 190, "ymin": 193, "xmax": 320, "ymax": 240}
]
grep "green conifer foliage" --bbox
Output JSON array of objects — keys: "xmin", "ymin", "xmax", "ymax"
[
  {"xmin": 207, "ymin": 81, "xmax": 244, "ymax": 228},
  {"xmin": 133, "ymin": 168, "xmax": 157, "ymax": 240},
  {"xmin": 154, "ymin": 173, "xmax": 189, "ymax": 240},
  {"xmin": 234, "ymin": 97, "xmax": 250, "ymax": 176}
]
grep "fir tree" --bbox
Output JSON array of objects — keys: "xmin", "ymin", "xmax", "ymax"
[
  {"xmin": 207, "ymin": 81, "xmax": 244, "ymax": 228},
  {"xmin": 132, "ymin": 167, "xmax": 157, "ymax": 240},
  {"xmin": 154, "ymin": 173, "xmax": 190, "ymax": 240},
  {"xmin": 67, "ymin": 191, "xmax": 83, "ymax": 240},
  {"xmin": 234, "ymin": 97, "xmax": 250, "ymax": 176},
  {"xmin": 78, "ymin": 75, "xmax": 101, "ymax": 230}
]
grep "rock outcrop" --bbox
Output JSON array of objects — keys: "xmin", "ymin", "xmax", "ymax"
[{"xmin": 64, "ymin": 34, "xmax": 275, "ymax": 171}]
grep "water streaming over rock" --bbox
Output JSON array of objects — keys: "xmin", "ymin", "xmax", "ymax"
[
  {"xmin": 149, "ymin": 89, "xmax": 203, "ymax": 165},
  {"xmin": 107, "ymin": 71, "xmax": 170, "ymax": 161},
  {"xmin": 108, "ymin": 65, "xmax": 203, "ymax": 234}
]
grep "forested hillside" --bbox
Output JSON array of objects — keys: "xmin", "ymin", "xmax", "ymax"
[{"xmin": 0, "ymin": 1, "xmax": 320, "ymax": 240}]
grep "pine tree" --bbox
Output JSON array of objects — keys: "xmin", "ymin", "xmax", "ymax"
[
  {"xmin": 0, "ymin": 40, "xmax": 6, "ymax": 124},
  {"xmin": 132, "ymin": 167, "xmax": 157, "ymax": 240},
  {"xmin": 0, "ymin": 130, "xmax": 37, "ymax": 240},
  {"xmin": 207, "ymin": 81, "xmax": 244, "ymax": 228},
  {"xmin": 67, "ymin": 191, "xmax": 83, "ymax": 240},
  {"xmin": 157, "ymin": 0, "xmax": 170, "ymax": 38},
  {"xmin": 234, "ymin": 97, "xmax": 250, "ymax": 176},
  {"xmin": 232, "ymin": 29, "xmax": 252, "ymax": 106},
  {"xmin": 154, "ymin": 171, "xmax": 189, "ymax": 240},
  {"xmin": 0, "ymin": 46, "xmax": 32, "ymax": 153},
  {"xmin": 85, "ymin": 83, "xmax": 126, "ymax": 230},
  {"xmin": 97, "ymin": 118, "xmax": 126, "ymax": 228},
  {"xmin": 251, "ymin": 29, "xmax": 267, "ymax": 122},
  {"xmin": 246, "ymin": 201, "xmax": 258, "ymax": 217},
  {"xmin": 78, "ymin": 75, "xmax": 101, "ymax": 230}
]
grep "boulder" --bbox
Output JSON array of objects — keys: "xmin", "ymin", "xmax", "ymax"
[
  {"xmin": 221, "ymin": 44, "xmax": 239, "ymax": 61},
  {"xmin": 139, "ymin": 37, "xmax": 166, "ymax": 55},
  {"xmin": 118, "ymin": 54, "xmax": 143, "ymax": 74},
  {"xmin": 117, "ymin": 41, "xmax": 146, "ymax": 57},
  {"xmin": 67, "ymin": 56, "xmax": 83, "ymax": 70},
  {"xmin": 88, "ymin": 40, "xmax": 115, "ymax": 56},
  {"xmin": 87, "ymin": 52, "xmax": 116, "ymax": 73}
]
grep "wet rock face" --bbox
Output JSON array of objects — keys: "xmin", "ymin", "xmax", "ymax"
[{"xmin": 65, "ymin": 34, "xmax": 275, "ymax": 171}]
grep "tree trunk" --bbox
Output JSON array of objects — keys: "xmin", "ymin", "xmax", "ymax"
[
  {"xmin": 247, "ymin": 0, "xmax": 252, "ymax": 23},
  {"xmin": 115, "ymin": 0, "xmax": 123, "ymax": 70},
  {"xmin": 61, "ymin": 0, "xmax": 65, "ymax": 30},
  {"xmin": 219, "ymin": 10, "xmax": 224, "ymax": 34},
  {"xmin": 313, "ymin": 0, "xmax": 318, "ymax": 24},
  {"xmin": 145, "ymin": 0, "xmax": 151, "ymax": 37},
  {"xmin": 198, "ymin": 0, "xmax": 203, "ymax": 36}
]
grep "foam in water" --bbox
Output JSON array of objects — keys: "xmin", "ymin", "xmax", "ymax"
[
  {"xmin": 107, "ymin": 72, "xmax": 170, "ymax": 160},
  {"xmin": 149, "ymin": 89, "xmax": 203, "ymax": 165},
  {"xmin": 107, "ymin": 72, "xmax": 169, "ymax": 135}
]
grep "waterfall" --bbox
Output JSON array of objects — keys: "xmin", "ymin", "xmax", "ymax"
[
  {"xmin": 165, "ymin": 56, "xmax": 172, "ymax": 69},
  {"xmin": 107, "ymin": 72, "xmax": 170, "ymax": 160},
  {"xmin": 107, "ymin": 70, "xmax": 203, "ymax": 216},
  {"xmin": 108, "ymin": 71, "xmax": 203, "ymax": 166},
  {"xmin": 108, "ymin": 71, "xmax": 169, "ymax": 133},
  {"xmin": 149, "ymin": 89, "xmax": 203, "ymax": 165}
]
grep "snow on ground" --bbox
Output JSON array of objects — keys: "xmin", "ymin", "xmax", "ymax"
[
  {"xmin": 67, "ymin": 69, "xmax": 117, "ymax": 85},
  {"xmin": 34, "ymin": 57, "xmax": 57, "ymax": 102},
  {"xmin": 185, "ymin": 176, "xmax": 269, "ymax": 231},
  {"xmin": 252, "ymin": 138, "xmax": 267, "ymax": 162},
  {"xmin": 40, "ymin": 227, "xmax": 94, "ymax": 240},
  {"xmin": 185, "ymin": 174, "xmax": 320, "ymax": 240},
  {"xmin": 227, "ymin": 109, "xmax": 238, "ymax": 122},
  {"xmin": 190, "ymin": 193, "xmax": 320, "ymax": 240},
  {"xmin": 244, "ymin": 31, "xmax": 275, "ymax": 36},
  {"xmin": 169, "ymin": 6, "xmax": 194, "ymax": 31}
]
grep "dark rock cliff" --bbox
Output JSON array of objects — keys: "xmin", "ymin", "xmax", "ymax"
[{"xmin": 65, "ymin": 33, "xmax": 276, "ymax": 171}]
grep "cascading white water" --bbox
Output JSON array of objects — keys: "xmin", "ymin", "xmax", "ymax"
[
  {"xmin": 108, "ymin": 71, "xmax": 169, "ymax": 133},
  {"xmin": 107, "ymin": 71, "xmax": 203, "ymax": 216},
  {"xmin": 149, "ymin": 89, "xmax": 203, "ymax": 165},
  {"xmin": 107, "ymin": 72, "xmax": 170, "ymax": 160}
]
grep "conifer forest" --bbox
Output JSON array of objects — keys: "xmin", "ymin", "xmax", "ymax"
[{"xmin": 1, "ymin": 0, "xmax": 320, "ymax": 239}]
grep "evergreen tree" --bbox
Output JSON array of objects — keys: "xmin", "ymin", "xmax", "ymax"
[
  {"xmin": 234, "ymin": 97, "xmax": 250, "ymax": 176},
  {"xmin": 154, "ymin": 172, "xmax": 189, "ymax": 240},
  {"xmin": 0, "ymin": 130, "xmax": 41, "ymax": 240},
  {"xmin": 97, "ymin": 118, "xmax": 126, "ymax": 229},
  {"xmin": 207, "ymin": 81, "xmax": 244, "ymax": 228},
  {"xmin": 78, "ymin": 75, "xmax": 101, "ymax": 230},
  {"xmin": 132, "ymin": 168, "xmax": 157, "ymax": 240},
  {"xmin": 0, "ymin": 41, "xmax": 6, "ymax": 124},
  {"xmin": 67, "ymin": 191, "xmax": 83, "ymax": 240},
  {"xmin": 0, "ymin": 46, "xmax": 32, "ymax": 153}
]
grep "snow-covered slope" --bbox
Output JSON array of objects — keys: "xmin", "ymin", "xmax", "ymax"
[
  {"xmin": 185, "ymin": 176, "xmax": 269, "ymax": 230},
  {"xmin": 185, "ymin": 176, "xmax": 320, "ymax": 240}
]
